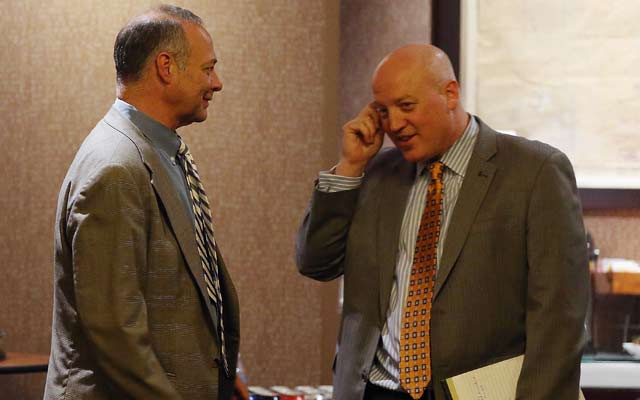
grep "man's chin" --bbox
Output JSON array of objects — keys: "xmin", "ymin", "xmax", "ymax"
[
  {"xmin": 191, "ymin": 110, "xmax": 208, "ymax": 123},
  {"xmin": 177, "ymin": 111, "xmax": 208, "ymax": 128},
  {"xmin": 396, "ymin": 142, "xmax": 442, "ymax": 163},
  {"xmin": 399, "ymin": 148, "xmax": 422, "ymax": 163}
]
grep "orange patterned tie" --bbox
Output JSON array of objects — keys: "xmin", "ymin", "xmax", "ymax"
[{"xmin": 400, "ymin": 161, "xmax": 444, "ymax": 399}]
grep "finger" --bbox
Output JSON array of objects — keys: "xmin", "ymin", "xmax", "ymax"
[
  {"xmin": 371, "ymin": 110, "xmax": 381, "ymax": 131},
  {"xmin": 366, "ymin": 102, "xmax": 383, "ymax": 130},
  {"xmin": 356, "ymin": 119, "xmax": 378, "ymax": 145},
  {"xmin": 343, "ymin": 120, "xmax": 360, "ymax": 138},
  {"xmin": 361, "ymin": 117, "xmax": 377, "ymax": 144},
  {"xmin": 345, "ymin": 120, "xmax": 368, "ymax": 140}
]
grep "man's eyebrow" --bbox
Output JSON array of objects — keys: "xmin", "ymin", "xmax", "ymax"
[
  {"xmin": 395, "ymin": 95, "xmax": 416, "ymax": 103},
  {"xmin": 372, "ymin": 96, "xmax": 416, "ymax": 108},
  {"xmin": 201, "ymin": 58, "xmax": 218, "ymax": 67}
]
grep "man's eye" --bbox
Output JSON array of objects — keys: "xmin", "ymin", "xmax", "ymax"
[
  {"xmin": 377, "ymin": 108, "xmax": 388, "ymax": 117},
  {"xmin": 400, "ymin": 103, "xmax": 415, "ymax": 110}
]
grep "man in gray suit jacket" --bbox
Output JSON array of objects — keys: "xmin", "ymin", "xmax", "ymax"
[
  {"xmin": 296, "ymin": 45, "xmax": 589, "ymax": 399},
  {"xmin": 45, "ymin": 5, "xmax": 247, "ymax": 399}
]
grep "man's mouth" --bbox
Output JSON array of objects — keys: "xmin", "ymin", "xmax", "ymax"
[{"xmin": 396, "ymin": 134, "xmax": 416, "ymax": 143}]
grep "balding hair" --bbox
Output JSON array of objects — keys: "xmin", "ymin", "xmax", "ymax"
[{"xmin": 113, "ymin": 4, "xmax": 204, "ymax": 84}]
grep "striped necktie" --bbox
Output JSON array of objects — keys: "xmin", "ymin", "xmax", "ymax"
[
  {"xmin": 399, "ymin": 161, "xmax": 444, "ymax": 399},
  {"xmin": 177, "ymin": 138, "xmax": 229, "ymax": 377}
]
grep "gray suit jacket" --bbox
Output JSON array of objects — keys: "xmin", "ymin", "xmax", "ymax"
[
  {"xmin": 296, "ymin": 119, "xmax": 589, "ymax": 400},
  {"xmin": 45, "ymin": 106, "xmax": 239, "ymax": 400}
]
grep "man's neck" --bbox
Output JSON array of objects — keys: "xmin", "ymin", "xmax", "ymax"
[
  {"xmin": 439, "ymin": 111, "xmax": 470, "ymax": 158},
  {"xmin": 118, "ymin": 87, "xmax": 179, "ymax": 131},
  {"xmin": 452, "ymin": 111, "xmax": 471, "ymax": 144}
]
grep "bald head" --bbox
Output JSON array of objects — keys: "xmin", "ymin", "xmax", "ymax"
[{"xmin": 373, "ymin": 44, "xmax": 456, "ymax": 92}]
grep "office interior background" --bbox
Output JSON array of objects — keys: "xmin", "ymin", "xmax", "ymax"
[{"xmin": 1, "ymin": 1, "xmax": 638, "ymax": 398}]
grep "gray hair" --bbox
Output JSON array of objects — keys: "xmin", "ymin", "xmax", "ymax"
[{"xmin": 113, "ymin": 4, "xmax": 204, "ymax": 84}]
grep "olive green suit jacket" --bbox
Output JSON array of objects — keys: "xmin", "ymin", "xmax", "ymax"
[
  {"xmin": 45, "ymin": 106, "xmax": 239, "ymax": 399},
  {"xmin": 296, "ymin": 118, "xmax": 589, "ymax": 400}
]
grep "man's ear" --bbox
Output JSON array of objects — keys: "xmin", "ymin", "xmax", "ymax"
[
  {"xmin": 444, "ymin": 80, "xmax": 460, "ymax": 110},
  {"xmin": 155, "ymin": 52, "xmax": 174, "ymax": 84}
]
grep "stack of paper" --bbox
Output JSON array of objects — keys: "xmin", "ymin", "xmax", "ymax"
[{"xmin": 444, "ymin": 355, "xmax": 585, "ymax": 400}]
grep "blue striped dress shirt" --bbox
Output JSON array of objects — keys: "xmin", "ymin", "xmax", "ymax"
[{"xmin": 317, "ymin": 116, "xmax": 479, "ymax": 391}]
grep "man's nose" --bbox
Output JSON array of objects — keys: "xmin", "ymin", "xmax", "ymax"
[
  {"xmin": 387, "ymin": 109, "xmax": 405, "ymax": 134},
  {"xmin": 211, "ymin": 71, "xmax": 223, "ymax": 92}
]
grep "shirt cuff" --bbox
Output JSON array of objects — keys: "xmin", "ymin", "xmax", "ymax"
[{"xmin": 316, "ymin": 169, "xmax": 363, "ymax": 193}]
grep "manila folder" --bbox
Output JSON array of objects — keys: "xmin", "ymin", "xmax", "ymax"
[{"xmin": 443, "ymin": 354, "xmax": 585, "ymax": 400}]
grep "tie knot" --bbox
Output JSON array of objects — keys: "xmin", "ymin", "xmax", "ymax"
[{"xmin": 428, "ymin": 161, "xmax": 444, "ymax": 181}]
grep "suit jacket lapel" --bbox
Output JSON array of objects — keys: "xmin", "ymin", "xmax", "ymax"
[
  {"xmin": 378, "ymin": 154, "xmax": 415, "ymax": 324},
  {"xmin": 103, "ymin": 106, "xmax": 220, "ymax": 325},
  {"xmin": 434, "ymin": 119, "xmax": 497, "ymax": 299}
]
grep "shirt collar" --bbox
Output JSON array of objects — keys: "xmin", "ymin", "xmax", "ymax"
[
  {"xmin": 417, "ymin": 115, "xmax": 479, "ymax": 178},
  {"xmin": 113, "ymin": 98, "xmax": 181, "ymax": 158}
]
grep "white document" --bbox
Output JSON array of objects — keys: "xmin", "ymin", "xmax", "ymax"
[{"xmin": 444, "ymin": 354, "xmax": 585, "ymax": 400}]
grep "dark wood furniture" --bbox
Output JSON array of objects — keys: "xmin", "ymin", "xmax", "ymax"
[{"xmin": 0, "ymin": 352, "xmax": 49, "ymax": 374}]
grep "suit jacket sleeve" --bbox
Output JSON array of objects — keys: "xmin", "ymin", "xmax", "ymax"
[
  {"xmin": 66, "ymin": 163, "xmax": 181, "ymax": 399},
  {"xmin": 295, "ymin": 187, "xmax": 360, "ymax": 281},
  {"xmin": 516, "ymin": 150, "xmax": 589, "ymax": 399}
]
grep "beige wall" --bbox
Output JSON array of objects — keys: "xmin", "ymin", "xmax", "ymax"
[
  {"xmin": 584, "ymin": 209, "xmax": 640, "ymax": 261},
  {"xmin": 0, "ymin": 0, "xmax": 339, "ymax": 397}
]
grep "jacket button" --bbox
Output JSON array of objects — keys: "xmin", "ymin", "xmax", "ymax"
[{"xmin": 361, "ymin": 369, "xmax": 369, "ymax": 381}]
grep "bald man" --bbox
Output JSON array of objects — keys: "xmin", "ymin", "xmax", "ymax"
[{"xmin": 296, "ymin": 44, "xmax": 589, "ymax": 400}]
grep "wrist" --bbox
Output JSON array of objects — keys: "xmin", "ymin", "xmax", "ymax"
[{"xmin": 335, "ymin": 159, "xmax": 366, "ymax": 177}]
